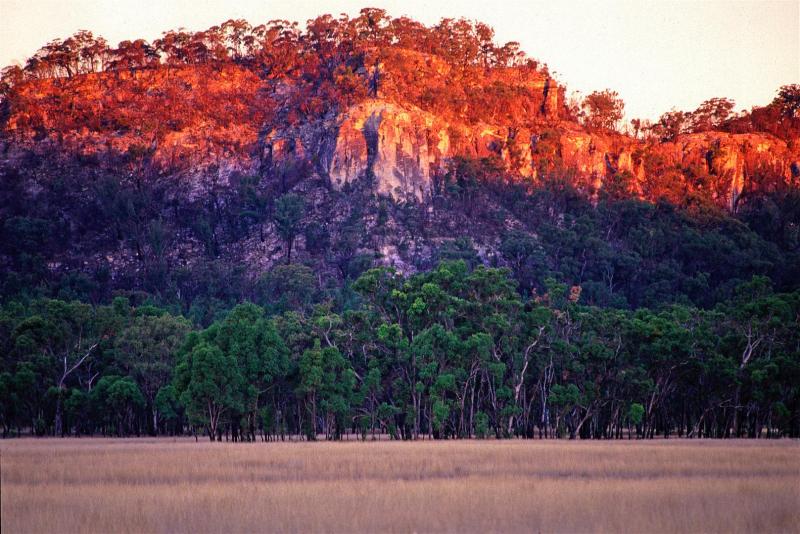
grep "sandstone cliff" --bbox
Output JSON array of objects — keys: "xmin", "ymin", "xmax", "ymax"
[
  {"xmin": 2, "ymin": 22, "xmax": 797, "ymax": 211},
  {"xmin": 263, "ymin": 98, "xmax": 799, "ymax": 209}
]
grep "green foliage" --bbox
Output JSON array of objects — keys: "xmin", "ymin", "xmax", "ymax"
[
  {"xmin": 0, "ymin": 267, "xmax": 798, "ymax": 440},
  {"xmin": 172, "ymin": 303, "xmax": 289, "ymax": 440},
  {"xmin": 114, "ymin": 313, "xmax": 190, "ymax": 433},
  {"xmin": 174, "ymin": 340, "xmax": 243, "ymax": 439},
  {"xmin": 273, "ymin": 193, "xmax": 306, "ymax": 263},
  {"xmin": 297, "ymin": 339, "xmax": 355, "ymax": 439},
  {"xmin": 1, "ymin": 10, "xmax": 798, "ymax": 442},
  {"xmin": 628, "ymin": 403, "xmax": 644, "ymax": 426},
  {"xmin": 474, "ymin": 411, "xmax": 490, "ymax": 438},
  {"xmin": 91, "ymin": 376, "xmax": 145, "ymax": 435},
  {"xmin": 257, "ymin": 264, "xmax": 318, "ymax": 313}
]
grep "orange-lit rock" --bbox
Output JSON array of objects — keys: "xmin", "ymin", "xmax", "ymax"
[
  {"xmin": 268, "ymin": 99, "xmax": 799, "ymax": 208},
  {"xmin": 2, "ymin": 33, "xmax": 797, "ymax": 210}
]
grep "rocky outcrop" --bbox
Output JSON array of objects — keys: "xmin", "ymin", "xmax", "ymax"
[
  {"xmin": 327, "ymin": 101, "xmax": 439, "ymax": 197},
  {"xmin": 3, "ymin": 58, "xmax": 797, "ymax": 210},
  {"xmin": 266, "ymin": 98, "xmax": 800, "ymax": 208},
  {"xmin": 647, "ymin": 133, "xmax": 800, "ymax": 208}
]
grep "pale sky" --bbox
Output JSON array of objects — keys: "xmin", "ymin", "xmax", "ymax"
[{"xmin": 0, "ymin": 0, "xmax": 797, "ymax": 121}]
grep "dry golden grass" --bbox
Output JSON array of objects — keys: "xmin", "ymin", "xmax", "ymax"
[{"xmin": 1, "ymin": 438, "xmax": 798, "ymax": 533}]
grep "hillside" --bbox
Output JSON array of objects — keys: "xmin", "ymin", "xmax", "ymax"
[
  {"xmin": 1, "ymin": 9, "xmax": 799, "ymax": 314},
  {"xmin": 0, "ymin": 8, "xmax": 799, "ymax": 443}
]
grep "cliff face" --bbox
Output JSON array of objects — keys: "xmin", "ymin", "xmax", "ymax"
[
  {"xmin": 2, "ymin": 33, "xmax": 797, "ymax": 210},
  {"xmin": 264, "ymin": 98, "xmax": 800, "ymax": 208},
  {"xmin": 2, "ymin": 14, "xmax": 799, "ymax": 311},
  {"xmin": 644, "ymin": 133, "xmax": 800, "ymax": 207},
  {"xmin": 328, "ymin": 101, "xmax": 440, "ymax": 197}
]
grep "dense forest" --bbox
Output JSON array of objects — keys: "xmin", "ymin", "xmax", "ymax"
[
  {"xmin": 1, "ymin": 258, "xmax": 799, "ymax": 440},
  {"xmin": 1, "ymin": 180, "xmax": 799, "ymax": 440},
  {"xmin": 1, "ymin": 10, "xmax": 799, "ymax": 440}
]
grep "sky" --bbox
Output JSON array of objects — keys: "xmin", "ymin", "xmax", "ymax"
[{"xmin": 0, "ymin": 0, "xmax": 797, "ymax": 121}]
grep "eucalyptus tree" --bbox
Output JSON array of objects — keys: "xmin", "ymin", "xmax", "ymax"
[{"xmin": 114, "ymin": 312, "xmax": 191, "ymax": 434}]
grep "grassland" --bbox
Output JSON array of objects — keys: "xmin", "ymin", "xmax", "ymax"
[{"xmin": 1, "ymin": 438, "xmax": 798, "ymax": 533}]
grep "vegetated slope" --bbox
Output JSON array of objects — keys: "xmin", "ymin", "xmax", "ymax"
[
  {"xmin": 0, "ymin": 9, "xmax": 799, "ymax": 313},
  {"xmin": 1, "ymin": 11, "xmax": 800, "ymax": 443}
]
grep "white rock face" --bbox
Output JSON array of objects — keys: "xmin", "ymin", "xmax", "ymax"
[
  {"xmin": 267, "ymin": 98, "xmax": 800, "ymax": 208},
  {"xmin": 328, "ymin": 100, "xmax": 450, "ymax": 198},
  {"xmin": 324, "ymin": 101, "xmax": 646, "ymax": 200}
]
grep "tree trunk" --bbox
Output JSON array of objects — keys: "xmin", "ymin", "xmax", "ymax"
[{"xmin": 54, "ymin": 389, "xmax": 64, "ymax": 437}]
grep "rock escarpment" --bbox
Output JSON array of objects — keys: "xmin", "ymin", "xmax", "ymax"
[
  {"xmin": 265, "ymin": 98, "xmax": 800, "ymax": 208},
  {"xmin": 328, "ymin": 101, "xmax": 443, "ymax": 197},
  {"xmin": 2, "ymin": 40, "xmax": 797, "ymax": 210}
]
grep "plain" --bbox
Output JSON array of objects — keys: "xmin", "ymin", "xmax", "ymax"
[{"xmin": 1, "ymin": 438, "xmax": 799, "ymax": 533}]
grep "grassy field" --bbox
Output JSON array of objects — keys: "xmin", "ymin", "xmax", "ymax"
[{"xmin": 1, "ymin": 439, "xmax": 798, "ymax": 533}]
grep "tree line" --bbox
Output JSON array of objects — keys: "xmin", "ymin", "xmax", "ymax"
[
  {"xmin": 0, "ymin": 9, "xmax": 560, "ymax": 163},
  {"xmin": 1, "ymin": 262, "xmax": 797, "ymax": 440},
  {"xmin": 1, "ymin": 9, "xmax": 536, "ymax": 89},
  {"xmin": 3, "ymin": 10, "xmax": 797, "ymax": 144}
]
